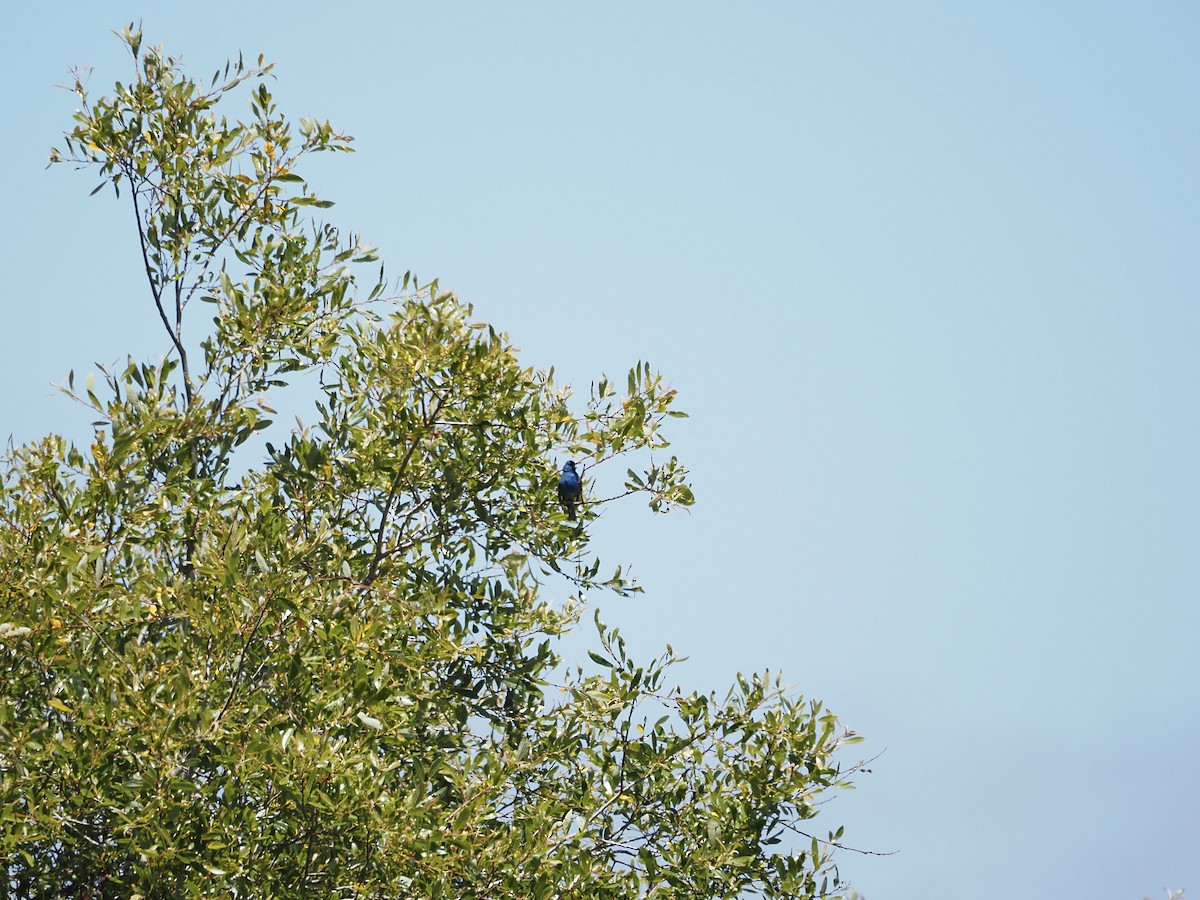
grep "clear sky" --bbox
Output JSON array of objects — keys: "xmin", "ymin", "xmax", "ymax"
[{"xmin": 3, "ymin": 4, "xmax": 1197, "ymax": 898}]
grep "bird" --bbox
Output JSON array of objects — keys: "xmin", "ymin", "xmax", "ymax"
[{"xmin": 557, "ymin": 460, "xmax": 583, "ymax": 521}]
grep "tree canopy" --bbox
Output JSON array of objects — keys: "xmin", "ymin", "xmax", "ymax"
[{"xmin": 1, "ymin": 27, "xmax": 865, "ymax": 898}]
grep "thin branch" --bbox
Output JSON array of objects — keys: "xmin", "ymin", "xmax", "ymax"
[
  {"xmin": 432, "ymin": 419, "xmax": 523, "ymax": 429},
  {"xmin": 365, "ymin": 392, "xmax": 447, "ymax": 585},
  {"xmin": 207, "ymin": 593, "xmax": 273, "ymax": 736},
  {"xmin": 781, "ymin": 820, "xmax": 898, "ymax": 857},
  {"xmin": 128, "ymin": 173, "xmax": 193, "ymax": 405},
  {"xmin": 590, "ymin": 488, "xmax": 643, "ymax": 506}
]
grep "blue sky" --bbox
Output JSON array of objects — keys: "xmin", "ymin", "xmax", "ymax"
[{"xmin": 3, "ymin": 4, "xmax": 1197, "ymax": 898}]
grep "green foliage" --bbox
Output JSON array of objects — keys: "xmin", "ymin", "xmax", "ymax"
[{"xmin": 2, "ymin": 27, "xmax": 864, "ymax": 897}]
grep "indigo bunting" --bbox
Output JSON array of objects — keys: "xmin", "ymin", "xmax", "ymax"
[{"xmin": 557, "ymin": 460, "xmax": 582, "ymax": 521}]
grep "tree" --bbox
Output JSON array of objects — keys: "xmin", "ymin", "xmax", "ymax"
[{"xmin": 1, "ymin": 27, "xmax": 865, "ymax": 898}]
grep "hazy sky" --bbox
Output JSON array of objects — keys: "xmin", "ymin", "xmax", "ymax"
[{"xmin": 3, "ymin": 5, "xmax": 1197, "ymax": 898}]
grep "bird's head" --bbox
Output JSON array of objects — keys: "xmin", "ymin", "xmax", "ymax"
[{"xmin": 563, "ymin": 460, "xmax": 577, "ymax": 473}]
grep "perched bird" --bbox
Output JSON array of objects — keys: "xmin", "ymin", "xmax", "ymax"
[{"xmin": 557, "ymin": 460, "xmax": 583, "ymax": 521}]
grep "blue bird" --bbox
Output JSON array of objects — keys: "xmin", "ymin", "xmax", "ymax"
[{"xmin": 557, "ymin": 460, "xmax": 583, "ymax": 521}]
